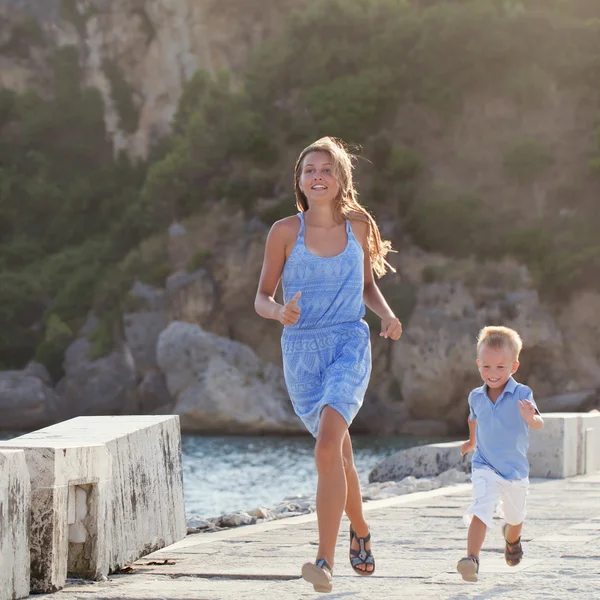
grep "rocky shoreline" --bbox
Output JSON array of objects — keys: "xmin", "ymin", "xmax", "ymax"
[{"xmin": 185, "ymin": 468, "xmax": 469, "ymax": 535}]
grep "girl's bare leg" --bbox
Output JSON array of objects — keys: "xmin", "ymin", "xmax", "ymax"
[
  {"xmin": 342, "ymin": 431, "xmax": 373, "ymax": 572},
  {"xmin": 314, "ymin": 407, "xmax": 349, "ymax": 568}
]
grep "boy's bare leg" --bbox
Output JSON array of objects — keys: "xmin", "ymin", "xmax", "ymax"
[
  {"xmin": 313, "ymin": 407, "xmax": 348, "ymax": 569},
  {"xmin": 342, "ymin": 431, "xmax": 373, "ymax": 573},
  {"xmin": 467, "ymin": 516, "xmax": 487, "ymax": 558},
  {"xmin": 505, "ymin": 522, "xmax": 523, "ymax": 543}
]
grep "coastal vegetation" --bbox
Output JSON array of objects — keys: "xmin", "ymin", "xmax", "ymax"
[{"xmin": 2, "ymin": 0, "xmax": 600, "ymax": 373}]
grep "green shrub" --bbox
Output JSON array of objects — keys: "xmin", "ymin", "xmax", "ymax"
[
  {"xmin": 120, "ymin": 235, "xmax": 171, "ymax": 287},
  {"xmin": 34, "ymin": 315, "xmax": 73, "ymax": 381},
  {"xmin": 187, "ymin": 248, "xmax": 212, "ymax": 273},
  {"xmin": 305, "ymin": 67, "xmax": 398, "ymax": 140},
  {"xmin": 384, "ymin": 281, "xmax": 419, "ymax": 325},
  {"xmin": 503, "ymin": 64, "xmax": 550, "ymax": 108},
  {"xmin": 258, "ymin": 198, "xmax": 296, "ymax": 225},
  {"xmin": 503, "ymin": 139, "xmax": 554, "ymax": 184},
  {"xmin": 407, "ymin": 192, "xmax": 488, "ymax": 257},
  {"xmin": 385, "ymin": 146, "xmax": 423, "ymax": 181},
  {"xmin": 102, "ymin": 59, "xmax": 140, "ymax": 133},
  {"xmin": 421, "ymin": 264, "xmax": 446, "ymax": 284},
  {"xmin": 87, "ymin": 313, "xmax": 119, "ymax": 360},
  {"xmin": 1, "ymin": 16, "xmax": 46, "ymax": 58}
]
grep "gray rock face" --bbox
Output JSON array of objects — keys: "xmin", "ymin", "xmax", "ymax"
[
  {"xmin": 369, "ymin": 441, "xmax": 472, "ymax": 483},
  {"xmin": 0, "ymin": 370, "xmax": 66, "ymax": 430},
  {"xmin": 60, "ymin": 338, "xmax": 138, "ymax": 417},
  {"xmin": 137, "ymin": 369, "xmax": 172, "ymax": 413},
  {"xmin": 156, "ymin": 321, "xmax": 303, "ymax": 434},
  {"xmin": 0, "ymin": 0, "xmax": 61, "ymax": 21},
  {"xmin": 540, "ymin": 390, "xmax": 599, "ymax": 413},
  {"xmin": 129, "ymin": 281, "xmax": 167, "ymax": 312},
  {"xmin": 391, "ymin": 264, "xmax": 568, "ymax": 431},
  {"xmin": 166, "ymin": 269, "xmax": 216, "ymax": 325},
  {"xmin": 123, "ymin": 310, "xmax": 169, "ymax": 374},
  {"xmin": 23, "ymin": 361, "xmax": 52, "ymax": 386}
]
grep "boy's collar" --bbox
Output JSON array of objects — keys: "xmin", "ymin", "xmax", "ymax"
[{"xmin": 480, "ymin": 376, "xmax": 518, "ymax": 399}]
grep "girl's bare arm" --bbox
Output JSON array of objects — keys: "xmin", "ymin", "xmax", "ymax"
[{"xmin": 255, "ymin": 221, "xmax": 288, "ymax": 321}]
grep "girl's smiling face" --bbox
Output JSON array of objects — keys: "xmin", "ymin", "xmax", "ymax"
[{"xmin": 299, "ymin": 151, "xmax": 340, "ymax": 207}]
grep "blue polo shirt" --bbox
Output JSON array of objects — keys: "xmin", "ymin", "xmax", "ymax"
[{"xmin": 468, "ymin": 377, "xmax": 537, "ymax": 480}]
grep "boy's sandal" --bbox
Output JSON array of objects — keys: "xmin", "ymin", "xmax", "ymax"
[
  {"xmin": 301, "ymin": 558, "xmax": 333, "ymax": 593},
  {"xmin": 349, "ymin": 526, "xmax": 375, "ymax": 576},
  {"xmin": 502, "ymin": 523, "xmax": 523, "ymax": 566},
  {"xmin": 456, "ymin": 555, "xmax": 479, "ymax": 582}
]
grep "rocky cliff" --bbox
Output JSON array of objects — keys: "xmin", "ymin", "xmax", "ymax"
[
  {"xmin": 2, "ymin": 0, "xmax": 600, "ymax": 436},
  {"xmin": 0, "ymin": 0, "xmax": 298, "ymax": 158}
]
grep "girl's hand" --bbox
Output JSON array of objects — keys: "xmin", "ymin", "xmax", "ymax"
[
  {"xmin": 279, "ymin": 291, "xmax": 301, "ymax": 326},
  {"xmin": 380, "ymin": 315, "xmax": 402, "ymax": 340}
]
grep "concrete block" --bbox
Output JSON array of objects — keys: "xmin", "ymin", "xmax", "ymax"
[
  {"xmin": 0, "ymin": 415, "xmax": 186, "ymax": 593},
  {"xmin": 0, "ymin": 449, "xmax": 30, "ymax": 600},
  {"xmin": 566, "ymin": 412, "xmax": 600, "ymax": 474},
  {"xmin": 529, "ymin": 413, "xmax": 580, "ymax": 478},
  {"xmin": 529, "ymin": 413, "xmax": 600, "ymax": 478}
]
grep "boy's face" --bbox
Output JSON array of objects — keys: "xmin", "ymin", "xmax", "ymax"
[{"xmin": 476, "ymin": 345, "xmax": 519, "ymax": 390}]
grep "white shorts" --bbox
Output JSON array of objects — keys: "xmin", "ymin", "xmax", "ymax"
[{"xmin": 464, "ymin": 467, "xmax": 529, "ymax": 529}]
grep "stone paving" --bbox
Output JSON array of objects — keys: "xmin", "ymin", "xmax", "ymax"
[{"xmin": 39, "ymin": 474, "xmax": 600, "ymax": 600}]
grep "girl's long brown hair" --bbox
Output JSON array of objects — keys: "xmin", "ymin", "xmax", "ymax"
[{"xmin": 294, "ymin": 136, "xmax": 395, "ymax": 278}]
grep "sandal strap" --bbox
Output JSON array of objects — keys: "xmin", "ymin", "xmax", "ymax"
[
  {"xmin": 350, "ymin": 536, "xmax": 372, "ymax": 561},
  {"xmin": 315, "ymin": 558, "xmax": 333, "ymax": 574},
  {"xmin": 351, "ymin": 528, "xmax": 371, "ymax": 545},
  {"xmin": 506, "ymin": 543, "xmax": 523, "ymax": 557},
  {"xmin": 351, "ymin": 554, "xmax": 374, "ymax": 567}
]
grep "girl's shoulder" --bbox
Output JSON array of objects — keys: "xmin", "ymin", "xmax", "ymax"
[
  {"xmin": 269, "ymin": 214, "xmax": 301, "ymax": 244},
  {"xmin": 346, "ymin": 211, "xmax": 370, "ymax": 246}
]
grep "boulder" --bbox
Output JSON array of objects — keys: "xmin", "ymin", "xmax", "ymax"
[
  {"xmin": 123, "ymin": 310, "xmax": 169, "ymax": 374},
  {"xmin": 166, "ymin": 269, "xmax": 216, "ymax": 324},
  {"xmin": 137, "ymin": 369, "xmax": 173, "ymax": 413},
  {"xmin": 0, "ymin": 370, "xmax": 65, "ymax": 430},
  {"xmin": 60, "ymin": 337, "xmax": 138, "ymax": 417},
  {"xmin": 369, "ymin": 441, "xmax": 471, "ymax": 483},
  {"xmin": 23, "ymin": 361, "xmax": 52, "ymax": 386},
  {"xmin": 156, "ymin": 321, "xmax": 303, "ymax": 434}
]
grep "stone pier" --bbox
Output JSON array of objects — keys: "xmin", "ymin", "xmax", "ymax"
[
  {"xmin": 0, "ymin": 416, "xmax": 187, "ymax": 594},
  {"xmin": 0, "ymin": 449, "xmax": 30, "ymax": 600},
  {"xmin": 529, "ymin": 412, "xmax": 600, "ymax": 477}
]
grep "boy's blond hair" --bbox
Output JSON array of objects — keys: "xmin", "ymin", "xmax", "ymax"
[{"xmin": 477, "ymin": 326, "xmax": 523, "ymax": 360}]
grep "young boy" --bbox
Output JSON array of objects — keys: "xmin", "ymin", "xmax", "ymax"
[{"xmin": 457, "ymin": 326, "xmax": 544, "ymax": 582}]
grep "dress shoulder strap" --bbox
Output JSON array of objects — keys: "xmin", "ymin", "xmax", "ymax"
[
  {"xmin": 345, "ymin": 218, "xmax": 352, "ymax": 235},
  {"xmin": 297, "ymin": 212, "xmax": 305, "ymax": 237}
]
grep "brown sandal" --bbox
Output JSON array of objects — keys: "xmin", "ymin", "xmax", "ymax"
[
  {"xmin": 502, "ymin": 523, "xmax": 523, "ymax": 566},
  {"xmin": 456, "ymin": 555, "xmax": 479, "ymax": 582}
]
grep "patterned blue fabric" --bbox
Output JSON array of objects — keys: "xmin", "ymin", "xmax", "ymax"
[{"xmin": 281, "ymin": 213, "xmax": 371, "ymax": 437}]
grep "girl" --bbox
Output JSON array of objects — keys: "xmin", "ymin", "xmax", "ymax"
[{"xmin": 255, "ymin": 137, "xmax": 402, "ymax": 593}]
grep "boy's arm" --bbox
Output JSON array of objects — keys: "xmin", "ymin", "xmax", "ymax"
[
  {"xmin": 518, "ymin": 391, "xmax": 544, "ymax": 430},
  {"xmin": 461, "ymin": 418, "xmax": 477, "ymax": 456},
  {"xmin": 519, "ymin": 400, "xmax": 544, "ymax": 429}
]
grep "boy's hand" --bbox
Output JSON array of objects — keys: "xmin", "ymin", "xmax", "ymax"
[
  {"xmin": 461, "ymin": 440, "xmax": 476, "ymax": 456},
  {"xmin": 380, "ymin": 315, "xmax": 402, "ymax": 340},
  {"xmin": 518, "ymin": 399, "xmax": 537, "ymax": 424}
]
